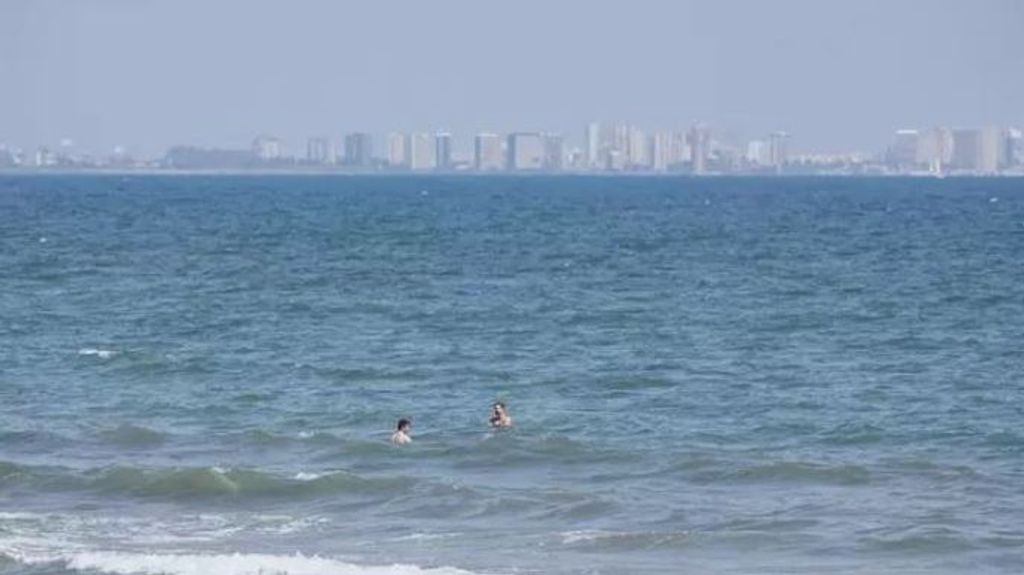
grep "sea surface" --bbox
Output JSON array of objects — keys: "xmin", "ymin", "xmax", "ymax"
[{"xmin": 0, "ymin": 174, "xmax": 1022, "ymax": 574}]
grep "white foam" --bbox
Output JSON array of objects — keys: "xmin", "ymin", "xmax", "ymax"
[
  {"xmin": 0, "ymin": 512, "xmax": 43, "ymax": 520},
  {"xmin": 559, "ymin": 529, "xmax": 614, "ymax": 544},
  {"xmin": 557, "ymin": 529, "xmax": 691, "ymax": 547},
  {"xmin": 7, "ymin": 549, "xmax": 484, "ymax": 575},
  {"xmin": 390, "ymin": 533, "xmax": 461, "ymax": 543},
  {"xmin": 78, "ymin": 348, "xmax": 116, "ymax": 359},
  {"xmin": 0, "ymin": 514, "xmax": 230, "ymax": 548},
  {"xmin": 292, "ymin": 472, "xmax": 323, "ymax": 481},
  {"xmin": 250, "ymin": 515, "xmax": 329, "ymax": 535},
  {"xmin": 0, "ymin": 513, "xmax": 326, "ymax": 549}
]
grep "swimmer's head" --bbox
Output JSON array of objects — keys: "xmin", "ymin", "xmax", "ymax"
[
  {"xmin": 396, "ymin": 418, "xmax": 411, "ymax": 432},
  {"xmin": 489, "ymin": 402, "xmax": 512, "ymax": 428}
]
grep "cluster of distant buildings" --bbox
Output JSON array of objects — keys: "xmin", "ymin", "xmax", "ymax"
[
  {"xmin": 884, "ymin": 127, "xmax": 1021, "ymax": 175},
  {"xmin": 190, "ymin": 125, "xmax": 793, "ymax": 175},
  {"xmin": 2, "ymin": 123, "xmax": 1022, "ymax": 176},
  {"xmin": 0, "ymin": 139, "xmax": 137, "ymax": 171}
]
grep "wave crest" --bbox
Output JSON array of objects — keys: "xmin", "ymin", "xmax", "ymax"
[
  {"xmin": 97, "ymin": 424, "xmax": 168, "ymax": 448},
  {"xmin": 4, "ymin": 550, "xmax": 482, "ymax": 575},
  {"xmin": 729, "ymin": 461, "xmax": 871, "ymax": 485},
  {"xmin": 0, "ymin": 461, "xmax": 412, "ymax": 500},
  {"xmin": 93, "ymin": 466, "xmax": 412, "ymax": 499}
]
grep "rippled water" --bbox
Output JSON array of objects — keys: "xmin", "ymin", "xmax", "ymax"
[{"xmin": 1, "ymin": 174, "xmax": 1022, "ymax": 574}]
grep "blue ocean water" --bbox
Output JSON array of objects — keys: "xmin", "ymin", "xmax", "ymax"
[{"xmin": 0, "ymin": 174, "xmax": 1022, "ymax": 574}]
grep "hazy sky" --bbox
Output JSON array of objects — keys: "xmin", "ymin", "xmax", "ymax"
[{"xmin": 1, "ymin": 0, "xmax": 1021, "ymax": 157}]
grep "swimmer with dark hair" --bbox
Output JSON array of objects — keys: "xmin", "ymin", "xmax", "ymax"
[
  {"xmin": 391, "ymin": 418, "xmax": 412, "ymax": 445},
  {"xmin": 489, "ymin": 402, "xmax": 512, "ymax": 428}
]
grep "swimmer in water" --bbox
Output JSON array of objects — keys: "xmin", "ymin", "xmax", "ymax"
[
  {"xmin": 489, "ymin": 402, "xmax": 513, "ymax": 428},
  {"xmin": 391, "ymin": 418, "xmax": 412, "ymax": 445}
]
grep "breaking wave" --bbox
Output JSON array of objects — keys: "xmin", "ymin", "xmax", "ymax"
[
  {"xmin": 0, "ymin": 461, "xmax": 413, "ymax": 500},
  {"xmin": 1, "ymin": 549, "xmax": 483, "ymax": 575}
]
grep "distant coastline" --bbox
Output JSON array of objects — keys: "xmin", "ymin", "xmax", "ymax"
[{"xmin": 2, "ymin": 168, "xmax": 1023, "ymax": 178}]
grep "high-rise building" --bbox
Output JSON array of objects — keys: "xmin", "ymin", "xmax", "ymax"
[
  {"xmin": 949, "ymin": 127, "xmax": 1005, "ymax": 173},
  {"xmin": 408, "ymin": 133, "xmax": 436, "ymax": 170},
  {"xmin": 543, "ymin": 133, "xmax": 565, "ymax": 171},
  {"xmin": 566, "ymin": 148, "xmax": 586, "ymax": 170},
  {"xmin": 918, "ymin": 128, "xmax": 953, "ymax": 174},
  {"xmin": 746, "ymin": 140, "xmax": 770, "ymax": 166},
  {"xmin": 886, "ymin": 129, "xmax": 920, "ymax": 169},
  {"xmin": 978, "ymin": 126, "xmax": 1005, "ymax": 173},
  {"xmin": 951, "ymin": 129, "xmax": 981, "ymax": 171},
  {"xmin": 344, "ymin": 132, "xmax": 374, "ymax": 166},
  {"xmin": 474, "ymin": 133, "xmax": 503, "ymax": 171},
  {"xmin": 604, "ymin": 149, "xmax": 625, "ymax": 171},
  {"xmin": 252, "ymin": 136, "xmax": 282, "ymax": 161},
  {"xmin": 650, "ymin": 132, "xmax": 673, "ymax": 171},
  {"xmin": 768, "ymin": 132, "xmax": 790, "ymax": 171},
  {"xmin": 612, "ymin": 125, "xmax": 630, "ymax": 161},
  {"xmin": 1008, "ymin": 128, "xmax": 1023, "ymax": 167},
  {"xmin": 506, "ymin": 133, "xmax": 544, "ymax": 170},
  {"xmin": 585, "ymin": 122, "xmax": 601, "ymax": 169},
  {"xmin": 715, "ymin": 147, "xmax": 740, "ymax": 173},
  {"xmin": 687, "ymin": 125, "xmax": 710, "ymax": 174},
  {"xmin": 592, "ymin": 123, "xmax": 640, "ymax": 170},
  {"xmin": 435, "ymin": 132, "xmax": 454, "ymax": 169},
  {"xmin": 669, "ymin": 132, "xmax": 689, "ymax": 167},
  {"xmin": 306, "ymin": 137, "xmax": 333, "ymax": 164},
  {"xmin": 387, "ymin": 133, "xmax": 407, "ymax": 168},
  {"xmin": 627, "ymin": 127, "xmax": 647, "ymax": 169}
]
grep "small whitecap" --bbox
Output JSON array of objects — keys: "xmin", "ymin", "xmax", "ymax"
[
  {"xmin": 392, "ymin": 532, "xmax": 461, "ymax": 542},
  {"xmin": 38, "ymin": 237, "xmax": 47, "ymax": 243},
  {"xmin": 293, "ymin": 471, "xmax": 322, "ymax": 481},
  {"xmin": 990, "ymin": 197, "xmax": 999, "ymax": 203},
  {"xmin": 560, "ymin": 530, "xmax": 611, "ymax": 544},
  {"xmin": 78, "ymin": 348, "xmax": 116, "ymax": 359}
]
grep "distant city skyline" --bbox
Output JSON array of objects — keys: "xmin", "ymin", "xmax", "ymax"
[
  {"xmin": 5, "ymin": 120, "xmax": 1022, "ymax": 176},
  {"xmin": 2, "ymin": 0, "xmax": 1021, "ymax": 158}
]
